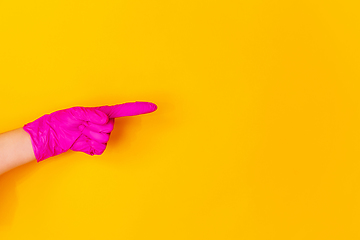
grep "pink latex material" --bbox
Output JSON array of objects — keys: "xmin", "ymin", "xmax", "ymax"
[{"xmin": 23, "ymin": 102, "xmax": 157, "ymax": 162}]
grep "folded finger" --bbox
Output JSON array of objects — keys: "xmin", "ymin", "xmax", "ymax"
[
  {"xmin": 82, "ymin": 128, "xmax": 110, "ymax": 143},
  {"xmin": 71, "ymin": 135, "xmax": 107, "ymax": 155}
]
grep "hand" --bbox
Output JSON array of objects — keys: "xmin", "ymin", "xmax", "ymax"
[{"xmin": 23, "ymin": 102, "xmax": 157, "ymax": 162}]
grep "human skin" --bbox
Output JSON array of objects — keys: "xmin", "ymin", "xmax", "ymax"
[{"xmin": 0, "ymin": 128, "xmax": 36, "ymax": 175}]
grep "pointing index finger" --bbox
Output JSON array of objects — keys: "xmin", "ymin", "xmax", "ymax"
[{"xmin": 97, "ymin": 101, "xmax": 157, "ymax": 118}]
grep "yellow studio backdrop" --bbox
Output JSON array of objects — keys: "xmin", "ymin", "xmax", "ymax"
[{"xmin": 1, "ymin": 0, "xmax": 360, "ymax": 239}]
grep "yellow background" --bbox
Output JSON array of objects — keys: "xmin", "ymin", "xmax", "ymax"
[{"xmin": 1, "ymin": 0, "xmax": 360, "ymax": 239}]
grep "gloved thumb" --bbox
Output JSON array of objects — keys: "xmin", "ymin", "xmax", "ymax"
[
  {"xmin": 96, "ymin": 102, "xmax": 157, "ymax": 118},
  {"xmin": 71, "ymin": 107, "xmax": 109, "ymax": 124}
]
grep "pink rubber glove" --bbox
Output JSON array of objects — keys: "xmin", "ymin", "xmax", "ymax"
[{"xmin": 23, "ymin": 102, "xmax": 157, "ymax": 162}]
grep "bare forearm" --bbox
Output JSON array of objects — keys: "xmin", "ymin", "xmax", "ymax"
[{"xmin": 0, "ymin": 128, "xmax": 35, "ymax": 175}]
